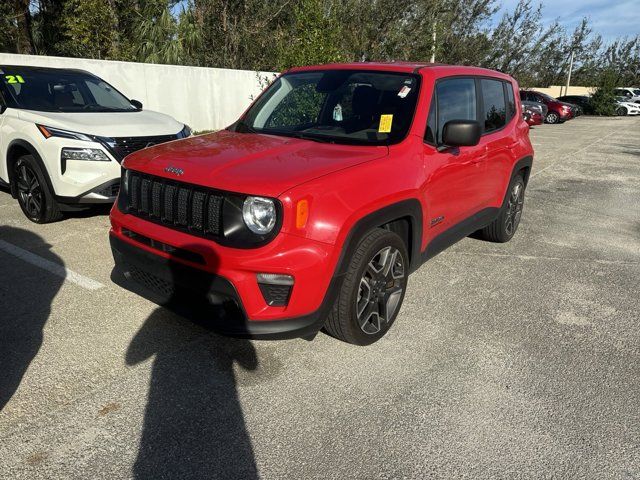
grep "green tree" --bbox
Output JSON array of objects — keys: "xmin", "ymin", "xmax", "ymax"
[
  {"xmin": 589, "ymin": 70, "xmax": 618, "ymax": 116},
  {"xmin": 0, "ymin": 2, "xmax": 18, "ymax": 53},
  {"xmin": 274, "ymin": 0, "xmax": 345, "ymax": 70},
  {"xmin": 57, "ymin": 0, "xmax": 119, "ymax": 59}
]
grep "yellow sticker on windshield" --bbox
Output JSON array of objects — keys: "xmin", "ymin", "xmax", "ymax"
[
  {"xmin": 4, "ymin": 75, "xmax": 25, "ymax": 84},
  {"xmin": 379, "ymin": 114, "xmax": 393, "ymax": 133}
]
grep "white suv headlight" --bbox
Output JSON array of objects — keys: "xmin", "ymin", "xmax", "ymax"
[
  {"xmin": 242, "ymin": 196, "xmax": 276, "ymax": 234},
  {"xmin": 61, "ymin": 147, "xmax": 110, "ymax": 162}
]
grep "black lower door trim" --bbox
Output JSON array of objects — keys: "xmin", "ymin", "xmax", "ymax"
[{"xmin": 421, "ymin": 207, "xmax": 499, "ymax": 262}]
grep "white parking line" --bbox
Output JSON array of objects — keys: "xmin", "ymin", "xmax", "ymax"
[
  {"xmin": 530, "ymin": 131, "xmax": 618, "ymax": 179},
  {"xmin": 0, "ymin": 239, "xmax": 104, "ymax": 290}
]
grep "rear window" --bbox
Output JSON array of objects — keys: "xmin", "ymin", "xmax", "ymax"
[{"xmin": 480, "ymin": 79, "xmax": 506, "ymax": 132}]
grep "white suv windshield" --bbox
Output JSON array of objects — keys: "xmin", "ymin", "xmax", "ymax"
[
  {"xmin": 236, "ymin": 70, "xmax": 421, "ymax": 145},
  {"xmin": 0, "ymin": 66, "xmax": 136, "ymax": 113}
]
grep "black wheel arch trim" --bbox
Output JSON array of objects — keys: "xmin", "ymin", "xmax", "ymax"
[
  {"xmin": 6, "ymin": 139, "xmax": 55, "ymax": 199},
  {"xmin": 334, "ymin": 199, "xmax": 424, "ymax": 276},
  {"xmin": 513, "ymin": 155, "xmax": 533, "ymax": 185}
]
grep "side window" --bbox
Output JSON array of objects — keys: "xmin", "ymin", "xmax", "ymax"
[
  {"xmin": 480, "ymin": 79, "xmax": 506, "ymax": 132},
  {"xmin": 519, "ymin": 91, "xmax": 527, "ymax": 101},
  {"xmin": 505, "ymin": 82, "xmax": 516, "ymax": 120},
  {"xmin": 424, "ymin": 92, "xmax": 436, "ymax": 145},
  {"xmin": 436, "ymin": 78, "xmax": 476, "ymax": 144}
]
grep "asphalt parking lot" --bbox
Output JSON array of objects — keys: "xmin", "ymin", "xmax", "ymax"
[{"xmin": 1, "ymin": 116, "xmax": 639, "ymax": 479}]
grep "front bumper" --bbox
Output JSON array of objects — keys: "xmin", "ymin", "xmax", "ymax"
[
  {"xmin": 109, "ymin": 205, "xmax": 342, "ymax": 339},
  {"xmin": 56, "ymin": 179, "xmax": 120, "ymax": 204}
]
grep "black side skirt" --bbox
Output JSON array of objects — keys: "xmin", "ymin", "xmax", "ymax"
[{"xmin": 421, "ymin": 207, "xmax": 499, "ymax": 263}]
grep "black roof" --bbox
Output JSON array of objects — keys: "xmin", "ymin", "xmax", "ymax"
[{"xmin": 0, "ymin": 65, "xmax": 94, "ymax": 76}]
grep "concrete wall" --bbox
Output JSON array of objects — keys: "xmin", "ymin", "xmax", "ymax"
[
  {"xmin": 527, "ymin": 85, "xmax": 595, "ymax": 97},
  {"xmin": 0, "ymin": 53, "xmax": 274, "ymax": 132}
]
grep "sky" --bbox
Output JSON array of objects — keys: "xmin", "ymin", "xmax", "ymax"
[{"xmin": 493, "ymin": 0, "xmax": 640, "ymax": 42}]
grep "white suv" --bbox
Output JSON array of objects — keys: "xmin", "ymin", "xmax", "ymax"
[
  {"xmin": 0, "ymin": 65, "xmax": 190, "ymax": 223},
  {"xmin": 614, "ymin": 88, "xmax": 640, "ymax": 104}
]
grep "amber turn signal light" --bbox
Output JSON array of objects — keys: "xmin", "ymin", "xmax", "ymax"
[
  {"xmin": 37, "ymin": 124, "xmax": 52, "ymax": 138},
  {"xmin": 296, "ymin": 199, "xmax": 309, "ymax": 229}
]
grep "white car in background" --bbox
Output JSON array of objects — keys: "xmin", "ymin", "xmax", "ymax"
[
  {"xmin": 614, "ymin": 87, "xmax": 640, "ymax": 104},
  {"xmin": 0, "ymin": 65, "xmax": 190, "ymax": 223},
  {"xmin": 615, "ymin": 97, "xmax": 640, "ymax": 116}
]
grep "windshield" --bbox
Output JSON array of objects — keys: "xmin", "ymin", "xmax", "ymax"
[
  {"xmin": 538, "ymin": 92, "xmax": 556, "ymax": 102},
  {"xmin": 236, "ymin": 70, "xmax": 420, "ymax": 145},
  {"xmin": 0, "ymin": 67, "xmax": 136, "ymax": 113}
]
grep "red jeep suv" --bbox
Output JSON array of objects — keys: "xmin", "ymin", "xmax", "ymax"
[{"xmin": 110, "ymin": 63, "xmax": 533, "ymax": 345}]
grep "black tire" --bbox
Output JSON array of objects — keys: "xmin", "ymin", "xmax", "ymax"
[
  {"xmin": 324, "ymin": 228, "xmax": 409, "ymax": 345},
  {"xmin": 12, "ymin": 154, "xmax": 63, "ymax": 223},
  {"xmin": 615, "ymin": 106, "xmax": 627, "ymax": 116},
  {"xmin": 545, "ymin": 111, "xmax": 560, "ymax": 124},
  {"xmin": 479, "ymin": 174, "xmax": 525, "ymax": 243}
]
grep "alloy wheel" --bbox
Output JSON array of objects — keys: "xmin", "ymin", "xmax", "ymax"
[
  {"xmin": 546, "ymin": 113, "xmax": 558, "ymax": 124},
  {"xmin": 356, "ymin": 246, "xmax": 405, "ymax": 335},
  {"xmin": 505, "ymin": 182, "xmax": 524, "ymax": 236},
  {"xmin": 15, "ymin": 161, "xmax": 44, "ymax": 219}
]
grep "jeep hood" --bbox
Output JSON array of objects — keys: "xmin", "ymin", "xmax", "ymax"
[
  {"xmin": 17, "ymin": 109, "xmax": 184, "ymax": 137},
  {"xmin": 123, "ymin": 130, "xmax": 389, "ymax": 197}
]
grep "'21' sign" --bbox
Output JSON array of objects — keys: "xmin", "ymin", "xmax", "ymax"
[{"xmin": 5, "ymin": 75, "xmax": 25, "ymax": 84}]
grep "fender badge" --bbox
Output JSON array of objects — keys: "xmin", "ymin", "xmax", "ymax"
[{"xmin": 164, "ymin": 166, "xmax": 184, "ymax": 176}]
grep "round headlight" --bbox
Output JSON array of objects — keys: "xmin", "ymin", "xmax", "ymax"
[{"xmin": 242, "ymin": 196, "xmax": 276, "ymax": 234}]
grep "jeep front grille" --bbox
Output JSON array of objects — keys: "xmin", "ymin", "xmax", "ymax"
[{"xmin": 125, "ymin": 171, "xmax": 223, "ymax": 238}]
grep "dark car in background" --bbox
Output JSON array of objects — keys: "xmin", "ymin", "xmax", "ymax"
[
  {"xmin": 557, "ymin": 95, "xmax": 594, "ymax": 115},
  {"xmin": 520, "ymin": 90, "xmax": 575, "ymax": 124},
  {"xmin": 521, "ymin": 100, "xmax": 546, "ymax": 126}
]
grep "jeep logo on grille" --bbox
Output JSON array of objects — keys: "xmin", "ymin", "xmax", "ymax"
[{"xmin": 164, "ymin": 166, "xmax": 184, "ymax": 176}]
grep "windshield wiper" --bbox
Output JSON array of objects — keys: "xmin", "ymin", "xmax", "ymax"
[{"xmin": 284, "ymin": 132, "xmax": 335, "ymax": 143}]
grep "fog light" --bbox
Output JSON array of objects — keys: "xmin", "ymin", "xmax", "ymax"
[
  {"xmin": 256, "ymin": 273, "xmax": 294, "ymax": 285},
  {"xmin": 257, "ymin": 273, "xmax": 293, "ymax": 306}
]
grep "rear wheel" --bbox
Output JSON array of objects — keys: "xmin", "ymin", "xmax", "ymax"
[
  {"xmin": 545, "ymin": 112, "xmax": 560, "ymax": 124},
  {"xmin": 12, "ymin": 154, "xmax": 62, "ymax": 223},
  {"xmin": 478, "ymin": 174, "xmax": 525, "ymax": 243},
  {"xmin": 324, "ymin": 228, "xmax": 408, "ymax": 345}
]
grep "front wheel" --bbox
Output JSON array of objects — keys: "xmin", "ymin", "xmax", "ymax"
[
  {"xmin": 324, "ymin": 228, "xmax": 409, "ymax": 345},
  {"xmin": 615, "ymin": 106, "xmax": 627, "ymax": 116},
  {"xmin": 478, "ymin": 174, "xmax": 525, "ymax": 243},
  {"xmin": 12, "ymin": 154, "xmax": 62, "ymax": 223},
  {"xmin": 545, "ymin": 112, "xmax": 560, "ymax": 124}
]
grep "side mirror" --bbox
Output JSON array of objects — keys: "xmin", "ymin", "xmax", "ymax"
[
  {"xmin": 130, "ymin": 99, "xmax": 143, "ymax": 110},
  {"xmin": 439, "ymin": 120, "xmax": 481, "ymax": 151}
]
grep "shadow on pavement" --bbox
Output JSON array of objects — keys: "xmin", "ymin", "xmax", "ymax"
[
  {"xmin": 0, "ymin": 226, "xmax": 64, "ymax": 411},
  {"xmin": 119, "ymin": 244, "xmax": 260, "ymax": 479}
]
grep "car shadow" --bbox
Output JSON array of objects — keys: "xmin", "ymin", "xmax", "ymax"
[
  {"xmin": 115, "ymin": 244, "xmax": 260, "ymax": 478},
  {"xmin": 0, "ymin": 226, "xmax": 64, "ymax": 411}
]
